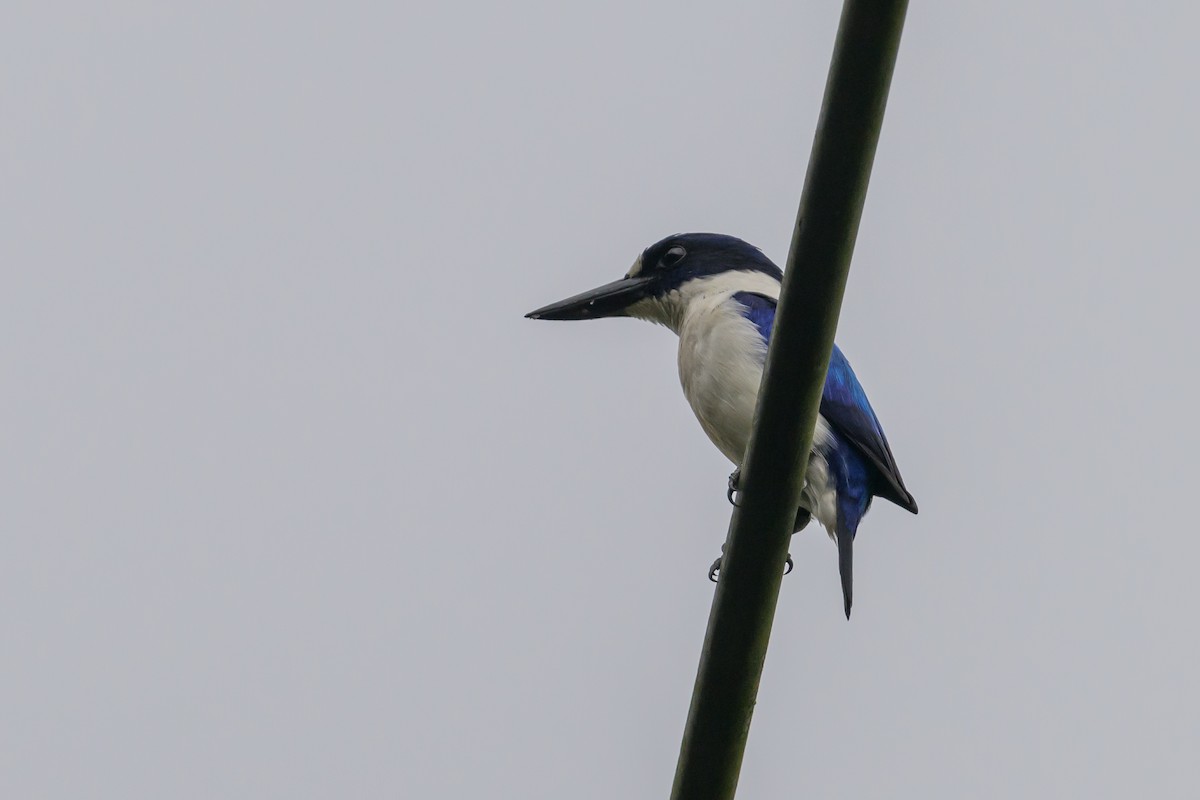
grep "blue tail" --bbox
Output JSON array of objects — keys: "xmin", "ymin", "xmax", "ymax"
[
  {"xmin": 829, "ymin": 443, "xmax": 871, "ymax": 620},
  {"xmin": 837, "ymin": 528, "xmax": 854, "ymax": 619}
]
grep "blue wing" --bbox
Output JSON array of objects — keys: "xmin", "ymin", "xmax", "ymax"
[{"xmin": 733, "ymin": 292, "xmax": 917, "ymax": 513}]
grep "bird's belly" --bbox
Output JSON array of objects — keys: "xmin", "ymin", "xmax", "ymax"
[
  {"xmin": 677, "ymin": 310, "xmax": 841, "ymax": 537},
  {"xmin": 800, "ymin": 429, "xmax": 841, "ymax": 538},
  {"xmin": 677, "ymin": 313, "xmax": 764, "ymax": 465}
]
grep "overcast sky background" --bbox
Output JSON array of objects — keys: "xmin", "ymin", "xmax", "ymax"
[{"xmin": 4, "ymin": 2, "xmax": 1198, "ymax": 798}]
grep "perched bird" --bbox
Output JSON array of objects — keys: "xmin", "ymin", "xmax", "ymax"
[{"xmin": 526, "ymin": 233, "xmax": 916, "ymax": 618}]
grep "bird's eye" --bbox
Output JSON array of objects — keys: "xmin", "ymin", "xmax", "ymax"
[{"xmin": 660, "ymin": 246, "xmax": 687, "ymax": 268}]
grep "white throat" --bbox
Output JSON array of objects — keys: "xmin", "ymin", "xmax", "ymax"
[{"xmin": 624, "ymin": 270, "xmax": 782, "ymax": 334}]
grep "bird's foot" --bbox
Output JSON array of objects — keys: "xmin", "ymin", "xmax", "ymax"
[
  {"xmin": 708, "ymin": 543, "xmax": 726, "ymax": 582},
  {"xmin": 726, "ymin": 468, "xmax": 742, "ymax": 506},
  {"xmin": 707, "ymin": 548, "xmax": 794, "ymax": 582}
]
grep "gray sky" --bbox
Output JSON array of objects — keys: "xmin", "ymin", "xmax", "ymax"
[{"xmin": 4, "ymin": 2, "xmax": 1198, "ymax": 797}]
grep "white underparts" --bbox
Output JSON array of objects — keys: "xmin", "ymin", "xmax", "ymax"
[{"xmin": 627, "ymin": 271, "xmax": 840, "ymax": 538}]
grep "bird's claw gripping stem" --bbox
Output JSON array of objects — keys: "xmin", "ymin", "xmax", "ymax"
[
  {"xmin": 726, "ymin": 468, "xmax": 742, "ymax": 506},
  {"xmin": 708, "ymin": 548, "xmax": 794, "ymax": 582}
]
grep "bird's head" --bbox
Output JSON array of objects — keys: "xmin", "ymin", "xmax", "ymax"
[{"xmin": 525, "ymin": 233, "xmax": 782, "ymax": 327}]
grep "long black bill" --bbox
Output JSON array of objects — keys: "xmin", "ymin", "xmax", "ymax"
[{"xmin": 525, "ymin": 276, "xmax": 653, "ymax": 321}]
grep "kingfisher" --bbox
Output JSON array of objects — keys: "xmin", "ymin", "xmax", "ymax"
[{"xmin": 526, "ymin": 233, "xmax": 917, "ymax": 618}]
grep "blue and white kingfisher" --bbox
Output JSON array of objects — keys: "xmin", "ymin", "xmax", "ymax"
[{"xmin": 526, "ymin": 233, "xmax": 917, "ymax": 618}]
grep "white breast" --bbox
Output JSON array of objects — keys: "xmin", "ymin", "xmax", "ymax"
[
  {"xmin": 677, "ymin": 296, "xmax": 767, "ymax": 465},
  {"xmin": 629, "ymin": 272, "xmax": 840, "ymax": 536}
]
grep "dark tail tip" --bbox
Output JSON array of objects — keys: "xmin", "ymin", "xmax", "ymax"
[{"xmin": 838, "ymin": 531, "xmax": 853, "ymax": 620}]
